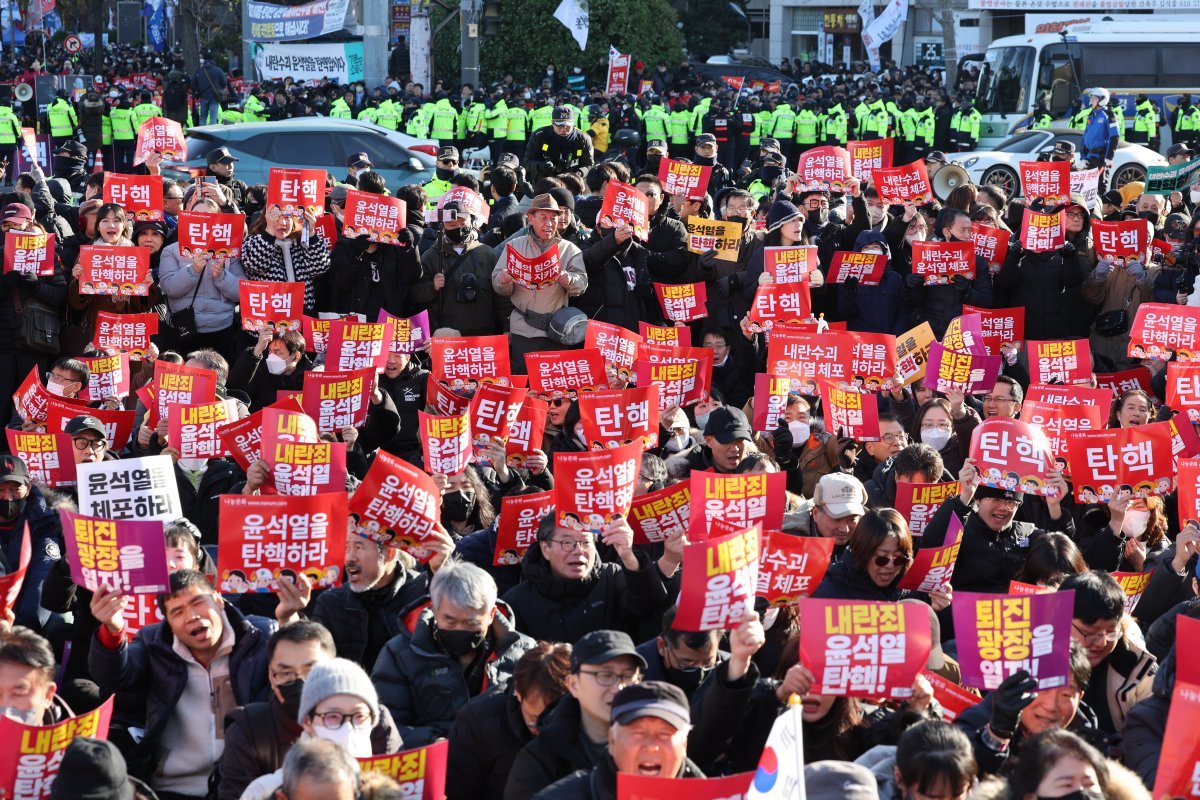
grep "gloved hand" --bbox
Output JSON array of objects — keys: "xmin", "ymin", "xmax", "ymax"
[
  {"xmin": 1057, "ymin": 241, "xmax": 1077, "ymax": 259},
  {"xmin": 905, "ymin": 273, "xmax": 924, "ymax": 288},
  {"xmin": 539, "ymin": 160, "xmax": 556, "ymax": 175},
  {"xmin": 835, "ymin": 436, "xmax": 859, "ymax": 470},
  {"xmin": 1008, "ymin": 240, "xmax": 1024, "ymax": 259},
  {"xmin": 699, "ymin": 248, "xmax": 719, "ymax": 269},
  {"xmin": 772, "ymin": 420, "xmax": 794, "ymax": 465},
  {"xmin": 843, "ymin": 275, "xmax": 859, "ymax": 293},
  {"xmin": 988, "ymin": 669, "xmax": 1039, "ymax": 740},
  {"xmin": 395, "ymin": 227, "xmax": 415, "ymax": 248},
  {"xmin": 1126, "ymin": 259, "xmax": 1147, "ymax": 280},
  {"xmin": 351, "ymin": 233, "xmax": 373, "ymax": 253},
  {"xmin": 1, "ymin": 270, "xmax": 31, "ymax": 289},
  {"xmin": 951, "ymin": 274, "xmax": 971, "ymax": 294},
  {"xmin": 1094, "ymin": 258, "xmax": 1113, "ymax": 280},
  {"xmin": 716, "ymin": 272, "xmax": 741, "ymax": 299}
]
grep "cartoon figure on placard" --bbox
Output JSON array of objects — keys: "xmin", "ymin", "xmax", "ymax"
[
  {"xmin": 507, "ymin": 453, "xmax": 527, "ymax": 469},
  {"xmin": 496, "ymin": 549, "xmax": 521, "ymax": 566},
  {"xmin": 222, "ymin": 569, "xmax": 248, "ymax": 593},
  {"xmin": 303, "ymin": 567, "xmax": 324, "ymax": 585},
  {"xmin": 1021, "ymin": 476, "xmax": 1043, "ymax": 495},
  {"xmin": 395, "ymin": 534, "xmax": 432, "ymax": 562},
  {"xmin": 319, "ymin": 565, "xmax": 340, "ymax": 587},
  {"xmin": 1100, "ymin": 485, "xmax": 1116, "ymax": 503},
  {"xmin": 275, "ymin": 568, "xmax": 299, "ymax": 590},
  {"xmin": 985, "ymin": 466, "xmax": 1003, "ymax": 485},
  {"xmin": 1002, "ymin": 471, "xmax": 1021, "ymax": 491},
  {"xmin": 1129, "ymin": 343, "xmax": 1147, "ymax": 358},
  {"xmin": 561, "ymin": 512, "xmax": 585, "ymax": 532},
  {"xmin": 253, "ymin": 567, "xmax": 274, "ymax": 592},
  {"xmin": 1079, "ymin": 486, "xmax": 1098, "ymax": 503},
  {"xmin": 1054, "ymin": 456, "xmax": 1069, "ymax": 473},
  {"xmin": 866, "ymin": 378, "xmax": 882, "ymax": 392},
  {"xmin": 585, "ymin": 513, "xmax": 607, "ymax": 535},
  {"xmin": 1134, "ymin": 481, "xmax": 1153, "ymax": 499},
  {"xmin": 1157, "ymin": 476, "xmax": 1174, "ymax": 495},
  {"xmin": 1117, "ymin": 484, "xmax": 1134, "ymax": 503},
  {"xmin": 473, "ymin": 432, "xmax": 492, "ymax": 451}
]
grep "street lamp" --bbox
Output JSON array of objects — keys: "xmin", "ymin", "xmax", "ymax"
[{"xmin": 728, "ymin": 2, "xmax": 752, "ymax": 50}]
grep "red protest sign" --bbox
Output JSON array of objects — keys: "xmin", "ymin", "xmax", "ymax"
[
  {"xmin": 1152, "ymin": 672, "xmax": 1200, "ymax": 798},
  {"xmin": 103, "ymin": 172, "xmax": 163, "ymax": 221},
  {"xmin": 1028, "ymin": 339, "xmax": 1092, "ymax": 384},
  {"xmin": 301, "ymin": 316, "xmax": 335, "ymax": 355},
  {"xmin": 654, "ymin": 281, "xmax": 708, "ymax": 323},
  {"xmin": 579, "ymin": 386, "xmax": 659, "ymax": 450},
  {"xmin": 264, "ymin": 433, "xmax": 347, "ymax": 497},
  {"xmin": 44, "ymin": 399, "xmax": 135, "ymax": 451},
  {"xmin": 505, "ymin": 397, "xmax": 548, "ymax": 468},
  {"xmin": 1092, "ymin": 219, "xmax": 1150, "ymax": 260},
  {"xmin": 1025, "ymin": 383, "xmax": 1113, "ymax": 408},
  {"xmin": 657, "ymin": 157, "xmax": 712, "ymax": 200},
  {"xmin": 326, "ymin": 319, "xmax": 393, "ymax": 371},
  {"xmin": 3, "ymin": 230, "xmax": 54, "ymax": 276},
  {"xmin": 78, "ymin": 245, "xmax": 151, "ymax": 297},
  {"xmin": 634, "ymin": 344, "xmax": 714, "ymax": 409},
  {"xmin": 598, "ymin": 180, "xmax": 650, "ymax": 240},
  {"xmin": 0, "ymin": 524, "xmax": 30, "ymax": 616},
  {"xmin": 1112, "ymin": 570, "xmax": 1152, "ymax": 614},
  {"xmin": 553, "ymin": 441, "xmax": 642, "ymax": 531},
  {"xmin": 435, "ymin": 186, "xmax": 490, "ymax": 225},
  {"xmin": 830, "ymin": 251, "xmax": 887, "ymax": 285},
  {"xmin": 418, "ymin": 411, "xmax": 472, "ymax": 475},
  {"xmin": 134, "ymin": 115, "xmax": 185, "ymax": 164},
  {"xmin": 524, "ymin": 350, "xmax": 608, "ymax": 398},
  {"xmin": 675, "ymin": 524, "xmax": 760, "ymax": 630},
  {"xmin": 1095, "ymin": 367, "xmax": 1154, "ymax": 397},
  {"xmin": 239, "ymin": 280, "xmax": 304, "ymax": 333},
  {"xmin": 894, "ymin": 480, "xmax": 959, "ymax": 537},
  {"xmin": 819, "ymin": 381, "xmax": 881, "ymax": 440},
  {"xmin": 1018, "ymin": 160, "xmax": 1070, "ymax": 204},
  {"xmin": 78, "ymin": 353, "xmax": 130, "ymax": 402},
  {"xmin": 148, "ymin": 360, "xmax": 217, "ymax": 428},
  {"xmin": 1179, "ymin": 458, "xmax": 1200, "ymax": 528},
  {"xmin": 897, "ymin": 515, "xmax": 962, "ymax": 591},
  {"xmin": 969, "ymin": 418, "xmax": 1057, "ymax": 496},
  {"xmin": 1169, "ymin": 362, "xmax": 1200, "ymax": 423},
  {"xmin": 639, "ymin": 323, "xmax": 681, "ymax": 347},
  {"xmin": 1066, "ymin": 422, "xmax": 1175, "ymax": 502},
  {"xmin": 972, "ymin": 224, "xmax": 1011, "ymax": 274},
  {"xmin": 342, "ymin": 189, "xmax": 406, "ymax": 243},
  {"xmin": 766, "ymin": 330, "xmax": 898, "ymax": 389},
  {"xmin": 168, "ymin": 400, "xmax": 235, "ymax": 460},
  {"xmin": 752, "ymin": 374, "xmax": 809, "ymax": 432},
  {"xmin": 926, "ymin": 342, "xmax": 1002, "ymax": 395},
  {"xmin": 689, "ymin": 471, "xmax": 786, "ymax": 538},
  {"xmin": 1129, "ymin": 302, "xmax": 1200, "ymax": 361},
  {"xmin": 216, "ymin": 397, "xmax": 306, "ymax": 471},
  {"xmin": 746, "ymin": 282, "xmax": 812, "ymax": 331},
  {"xmin": 348, "ymin": 450, "xmax": 441, "ymax": 551},
  {"xmin": 425, "ymin": 375, "xmax": 469, "ymax": 417},
  {"xmin": 617, "ymin": 772, "xmax": 754, "ymax": 800},
  {"xmin": 177, "ymin": 211, "xmax": 245, "ymax": 259},
  {"xmin": 756, "ymin": 532, "xmax": 834, "ymax": 606},
  {"xmin": 266, "ymin": 167, "xmax": 326, "ymax": 218},
  {"xmin": 912, "ymin": 240, "xmax": 974, "ymax": 285},
  {"xmin": 924, "ymin": 669, "xmax": 980, "ymax": 722},
  {"xmin": 468, "ymin": 383, "xmax": 527, "ymax": 462},
  {"xmin": 505, "ymin": 245, "xmax": 561, "ymax": 290},
  {"xmin": 606, "ymin": 51, "xmax": 630, "ymax": 96},
  {"xmin": 793, "ymin": 146, "xmax": 853, "ymax": 193},
  {"xmin": 359, "ymin": 741, "xmax": 448, "ymax": 800},
  {"xmin": 628, "ymin": 481, "xmax": 689, "ymax": 545},
  {"xmin": 430, "ymin": 335, "xmax": 512, "ymax": 390},
  {"xmin": 1019, "ymin": 208, "xmax": 1066, "ymax": 253},
  {"xmin": 1021, "ymin": 400, "xmax": 1105, "ymax": 472},
  {"xmin": 962, "ymin": 305, "xmax": 1024, "ymax": 356},
  {"xmin": 764, "ymin": 246, "xmax": 818, "ymax": 283},
  {"xmin": 11, "ymin": 368, "xmax": 75, "ymax": 425},
  {"xmin": 847, "ymin": 138, "xmax": 893, "ymax": 182},
  {"xmin": 873, "ymin": 160, "xmax": 933, "ymax": 204},
  {"xmin": 7, "ymin": 431, "xmax": 73, "ymax": 487},
  {"xmin": 93, "ymin": 312, "xmax": 157, "ymax": 357},
  {"xmin": 217, "ymin": 493, "xmax": 348, "ymax": 592},
  {"xmin": 798, "ymin": 598, "xmax": 932, "ymax": 698},
  {"xmin": 493, "ymin": 490, "xmax": 554, "ymax": 565},
  {"xmin": 301, "ymin": 368, "xmax": 375, "ymax": 433},
  {"xmin": 0, "ymin": 696, "xmax": 114, "ymax": 797},
  {"xmin": 586, "ymin": 321, "xmax": 640, "ymax": 376}
]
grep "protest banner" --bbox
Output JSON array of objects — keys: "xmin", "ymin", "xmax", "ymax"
[
  {"xmin": 358, "ymin": 740, "xmax": 448, "ymax": 800},
  {"xmin": 325, "ymin": 319, "xmax": 393, "ymax": 371},
  {"xmin": 525, "ymin": 350, "xmax": 608, "ymax": 398},
  {"xmin": 1171, "ymin": 414, "xmax": 1200, "ymax": 471},
  {"xmin": 896, "ymin": 322, "xmax": 937, "ymax": 385},
  {"xmin": 751, "ymin": 374, "xmax": 809, "ymax": 432},
  {"xmin": 633, "ymin": 345, "xmax": 713, "ymax": 409},
  {"xmin": 266, "ymin": 167, "xmax": 326, "ymax": 217},
  {"xmin": 819, "ymin": 382, "xmax": 881, "ymax": 440},
  {"xmin": 657, "ymin": 157, "xmax": 712, "ymax": 200},
  {"xmin": 425, "ymin": 376, "xmax": 469, "ymax": 417},
  {"xmin": 792, "ymin": 146, "xmax": 854, "ymax": 193},
  {"xmin": 685, "ymin": 215, "xmax": 742, "ymax": 261},
  {"xmin": 301, "ymin": 367, "xmax": 374, "ymax": 433},
  {"xmin": 93, "ymin": 312, "xmax": 157, "ymax": 358},
  {"xmin": 1111, "ymin": 570, "xmax": 1152, "ymax": 615},
  {"xmin": 897, "ymin": 515, "xmax": 962, "ymax": 592},
  {"xmin": 553, "ymin": 442, "xmax": 642, "ymax": 532},
  {"xmin": 177, "ymin": 211, "xmax": 245, "ymax": 259},
  {"xmin": 3, "ymin": 231, "xmax": 54, "ymax": 278},
  {"xmin": 1129, "ymin": 302, "xmax": 1200, "ymax": 361},
  {"xmin": 218, "ymin": 493, "xmax": 348, "ymax": 593},
  {"xmin": 1069, "ymin": 167, "xmax": 1101, "ymax": 210},
  {"xmin": 746, "ymin": 282, "xmax": 812, "ymax": 331},
  {"xmin": 1019, "ymin": 208, "xmax": 1066, "ymax": 253},
  {"xmin": 301, "ymin": 316, "xmax": 334, "ymax": 355},
  {"xmin": 872, "ymin": 160, "xmax": 933, "ymax": 204},
  {"xmin": 911, "ymin": 241, "xmax": 974, "ymax": 285},
  {"xmin": 342, "ymin": 189, "xmax": 406, "ymax": 243},
  {"xmin": 77, "ymin": 455, "xmax": 182, "ymax": 520},
  {"xmin": 1092, "ymin": 218, "xmax": 1150, "ymax": 261},
  {"xmin": 926, "ymin": 342, "xmax": 1002, "ymax": 394},
  {"xmin": 1018, "ymin": 160, "xmax": 1070, "ymax": 204},
  {"xmin": 618, "ymin": 772, "xmax": 755, "ymax": 800},
  {"xmin": 675, "ymin": 524, "xmax": 760, "ymax": 631},
  {"xmin": 598, "ymin": 180, "xmax": 650, "ymax": 240},
  {"xmin": 925, "ymin": 669, "xmax": 980, "ymax": 722},
  {"xmin": 216, "ymin": 398, "xmax": 305, "ymax": 471},
  {"xmin": 756, "ymin": 532, "xmax": 834, "ymax": 606},
  {"xmin": 468, "ymin": 383, "xmax": 527, "ymax": 462},
  {"xmin": 953, "ymin": 591, "xmax": 1074, "ymax": 690},
  {"xmin": 606, "ymin": 49, "xmax": 630, "ymax": 96},
  {"xmin": 1145, "ymin": 154, "xmax": 1200, "ymax": 194},
  {"xmin": 628, "ymin": 481, "xmax": 689, "ymax": 546},
  {"xmin": 60, "ymin": 510, "xmax": 169, "ymax": 593},
  {"xmin": 1025, "ymin": 383, "xmax": 1113, "ymax": 408},
  {"xmin": 829, "ymin": 250, "xmax": 887, "ymax": 285},
  {"xmin": 579, "ymin": 386, "xmax": 659, "ymax": 450},
  {"xmin": 893, "ymin": 480, "xmax": 960, "ymax": 538},
  {"xmin": 78, "ymin": 353, "xmax": 130, "ymax": 402},
  {"xmin": 492, "ymin": 490, "xmax": 555, "ymax": 566},
  {"xmin": 798, "ymin": 599, "xmax": 932, "ymax": 698},
  {"xmin": 654, "ymin": 281, "xmax": 708, "ymax": 323},
  {"xmin": 1151, "ymin": 617, "xmax": 1200, "ymax": 798},
  {"xmin": 44, "ymin": 399, "xmax": 134, "ymax": 452},
  {"xmin": 766, "ymin": 329, "xmax": 898, "ymax": 388},
  {"xmin": 689, "ymin": 471, "xmax": 786, "ymax": 538},
  {"xmin": 0, "ymin": 696, "xmax": 114, "ymax": 799},
  {"xmin": 505, "ymin": 245, "xmax": 561, "ymax": 290},
  {"xmin": 969, "ymin": 418, "xmax": 1057, "ymax": 497},
  {"xmin": 133, "ymin": 115, "xmax": 185, "ymax": 164},
  {"xmin": 1021, "ymin": 400, "xmax": 1105, "ymax": 472},
  {"xmin": 239, "ymin": 280, "xmax": 305, "ymax": 333},
  {"xmin": 103, "ymin": 172, "xmax": 163, "ymax": 221},
  {"xmin": 1028, "ymin": 339, "xmax": 1092, "ymax": 385},
  {"xmin": 433, "ymin": 185, "xmax": 490, "ymax": 226},
  {"xmin": 1095, "ymin": 367, "xmax": 1155, "ymax": 397},
  {"xmin": 847, "ymin": 138, "xmax": 893, "ymax": 182},
  {"xmin": 247, "ymin": 0, "xmax": 352, "ymax": 41},
  {"xmin": 430, "ymin": 335, "xmax": 512, "ymax": 390},
  {"xmin": 168, "ymin": 399, "xmax": 235, "ymax": 460},
  {"xmin": 586, "ymin": 321, "xmax": 640, "ymax": 377},
  {"xmin": 942, "ymin": 313, "xmax": 988, "ymax": 356},
  {"xmin": 971, "ymin": 224, "xmax": 1010, "ymax": 274},
  {"xmin": 77, "ymin": 245, "xmax": 151, "ymax": 297},
  {"xmin": 378, "ymin": 309, "xmax": 429, "ymax": 354},
  {"xmin": 418, "ymin": 411, "xmax": 472, "ymax": 475},
  {"xmin": 639, "ymin": 323, "xmax": 682, "ymax": 347},
  {"xmin": 264, "ymin": 430, "xmax": 347, "ymax": 497},
  {"xmin": 962, "ymin": 305, "xmax": 1024, "ymax": 356},
  {"xmin": 7, "ymin": 431, "xmax": 73, "ymax": 488},
  {"xmin": 506, "ymin": 397, "xmax": 548, "ymax": 468},
  {"xmin": 0, "ymin": 525, "xmax": 29, "ymax": 616},
  {"xmin": 348, "ymin": 450, "xmax": 441, "ymax": 551},
  {"xmin": 1168, "ymin": 362, "xmax": 1200, "ymax": 423},
  {"xmin": 146, "ymin": 359, "xmax": 217, "ymax": 428},
  {"xmin": 1066, "ymin": 422, "xmax": 1175, "ymax": 502},
  {"xmin": 764, "ymin": 246, "xmax": 818, "ymax": 283}
]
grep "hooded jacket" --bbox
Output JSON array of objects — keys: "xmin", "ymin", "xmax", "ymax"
[{"xmin": 835, "ymin": 229, "xmax": 907, "ymax": 334}]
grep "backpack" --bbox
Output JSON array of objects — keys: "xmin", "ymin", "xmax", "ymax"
[{"xmin": 165, "ymin": 77, "xmax": 188, "ymax": 109}]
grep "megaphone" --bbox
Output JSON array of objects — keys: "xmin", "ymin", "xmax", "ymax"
[
  {"xmin": 933, "ymin": 163, "xmax": 971, "ymax": 201},
  {"xmin": 14, "ymin": 84, "xmax": 33, "ymax": 103}
]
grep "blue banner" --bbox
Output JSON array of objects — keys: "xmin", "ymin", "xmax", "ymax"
[{"xmin": 247, "ymin": 0, "xmax": 350, "ymax": 42}]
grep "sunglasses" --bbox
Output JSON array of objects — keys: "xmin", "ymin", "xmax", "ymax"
[
  {"xmin": 873, "ymin": 554, "xmax": 909, "ymax": 568},
  {"xmin": 550, "ymin": 398, "xmax": 571, "ymax": 407}
]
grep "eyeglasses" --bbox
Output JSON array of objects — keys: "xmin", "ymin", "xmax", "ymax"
[
  {"xmin": 1071, "ymin": 623, "xmax": 1121, "ymax": 646},
  {"xmin": 983, "ymin": 395, "xmax": 1017, "ymax": 404},
  {"xmin": 165, "ymin": 194, "xmax": 184, "ymax": 201},
  {"xmin": 873, "ymin": 554, "xmax": 911, "ymax": 568},
  {"xmin": 578, "ymin": 668, "xmax": 641, "ymax": 687},
  {"xmin": 311, "ymin": 709, "xmax": 372, "ymax": 729},
  {"xmin": 881, "ymin": 432, "xmax": 908, "ymax": 444},
  {"xmin": 642, "ymin": 190, "xmax": 661, "ymax": 198},
  {"xmin": 439, "ymin": 160, "xmax": 458, "ymax": 167},
  {"xmin": 705, "ymin": 343, "xmax": 729, "ymax": 351},
  {"xmin": 725, "ymin": 205, "xmax": 753, "ymax": 216},
  {"xmin": 921, "ymin": 421, "xmax": 952, "ymax": 432},
  {"xmin": 805, "ymin": 200, "xmax": 830, "ymax": 209},
  {"xmin": 73, "ymin": 438, "xmax": 105, "ymax": 452},
  {"xmin": 549, "ymin": 538, "xmax": 593, "ymax": 552},
  {"xmin": 272, "ymin": 666, "xmax": 315, "ymax": 684}
]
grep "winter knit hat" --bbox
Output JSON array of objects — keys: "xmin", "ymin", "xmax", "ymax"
[
  {"xmin": 766, "ymin": 200, "xmax": 802, "ymax": 232},
  {"xmin": 297, "ymin": 657, "xmax": 380, "ymax": 724}
]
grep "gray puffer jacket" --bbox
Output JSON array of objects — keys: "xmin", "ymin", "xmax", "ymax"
[{"xmin": 157, "ymin": 242, "xmax": 245, "ymax": 333}]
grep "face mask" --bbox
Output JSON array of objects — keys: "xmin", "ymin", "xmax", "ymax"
[
  {"xmin": 436, "ymin": 625, "xmax": 487, "ymax": 658},
  {"xmin": 725, "ymin": 215, "xmax": 749, "ymax": 227},
  {"xmin": 694, "ymin": 153, "xmax": 716, "ymax": 166},
  {"xmin": 665, "ymin": 663, "xmax": 712, "ymax": 694},
  {"xmin": 788, "ymin": 421, "xmax": 810, "ymax": 444},
  {"xmin": 45, "ymin": 379, "xmax": 69, "ymax": 397},
  {"xmin": 547, "ymin": 69, "xmax": 555, "ymax": 76},
  {"xmin": 442, "ymin": 490, "xmax": 476, "ymax": 521},
  {"xmin": 0, "ymin": 705, "xmax": 40, "ymax": 724},
  {"xmin": 1037, "ymin": 791, "xmax": 1103, "ymax": 800},
  {"xmin": 645, "ymin": 156, "xmax": 662, "ymax": 175},
  {"xmin": 760, "ymin": 166, "xmax": 783, "ymax": 184},
  {"xmin": 807, "ymin": 207, "xmax": 829, "ymax": 225},
  {"xmin": 0, "ymin": 498, "xmax": 22, "ymax": 522},
  {"xmin": 445, "ymin": 226, "xmax": 470, "ymax": 243},
  {"xmin": 694, "ymin": 411, "xmax": 711, "ymax": 431},
  {"xmin": 312, "ymin": 720, "xmax": 373, "ymax": 758},
  {"xmin": 436, "ymin": 167, "xmax": 455, "ymax": 181},
  {"xmin": 665, "ymin": 433, "xmax": 690, "ymax": 453},
  {"xmin": 1121, "ymin": 509, "xmax": 1151, "ymax": 538},
  {"xmin": 1139, "ymin": 210, "xmax": 1158, "ymax": 224},
  {"xmin": 921, "ymin": 428, "xmax": 952, "ymax": 450},
  {"xmin": 905, "ymin": 232, "xmax": 925, "ymax": 244},
  {"xmin": 278, "ymin": 679, "xmax": 305, "ymax": 722},
  {"xmin": 1191, "ymin": 189, "xmax": 1200, "ymax": 204},
  {"xmin": 265, "ymin": 354, "xmax": 289, "ymax": 375},
  {"xmin": 178, "ymin": 457, "xmax": 208, "ymax": 473}
]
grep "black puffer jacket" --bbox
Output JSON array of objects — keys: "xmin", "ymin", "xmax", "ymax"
[
  {"xmin": 577, "ymin": 229, "xmax": 661, "ymax": 330},
  {"xmin": 902, "ymin": 250, "xmax": 994, "ymax": 340},
  {"xmin": 373, "ymin": 601, "xmax": 535, "ymax": 746},
  {"xmin": 954, "ymin": 691, "xmax": 1106, "ymax": 776},
  {"xmin": 446, "ymin": 689, "xmax": 535, "ymax": 800},
  {"xmin": 327, "ymin": 233, "xmax": 422, "ymax": 319},
  {"xmin": 410, "ymin": 236, "xmax": 510, "ymax": 335},
  {"xmin": 504, "ymin": 696, "xmax": 598, "ymax": 800},
  {"xmin": 1122, "ymin": 647, "xmax": 1173, "ymax": 789},
  {"xmin": 309, "ymin": 565, "xmax": 430, "ymax": 669},
  {"xmin": 810, "ymin": 551, "xmax": 914, "ymax": 602},
  {"xmin": 227, "ymin": 347, "xmax": 314, "ymax": 413},
  {"xmin": 379, "ymin": 359, "xmax": 430, "ymax": 457},
  {"xmin": 994, "ymin": 221, "xmax": 1093, "ymax": 341},
  {"xmin": 501, "ymin": 544, "xmax": 677, "ymax": 643}
]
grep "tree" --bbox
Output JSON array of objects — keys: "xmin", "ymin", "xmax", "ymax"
[
  {"xmin": 432, "ymin": 0, "xmax": 684, "ymax": 86},
  {"xmin": 678, "ymin": 0, "xmax": 749, "ymax": 61},
  {"xmin": 175, "ymin": 0, "xmax": 239, "ymax": 73}
]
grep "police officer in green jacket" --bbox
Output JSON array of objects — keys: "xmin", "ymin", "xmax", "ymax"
[
  {"xmin": 430, "ymin": 94, "xmax": 458, "ymax": 147},
  {"xmin": 376, "ymin": 98, "xmax": 400, "ymax": 131},
  {"xmin": 423, "ymin": 145, "xmax": 461, "ymax": 208},
  {"xmin": 109, "ymin": 93, "xmax": 137, "ymax": 173},
  {"xmin": 243, "ymin": 88, "xmax": 268, "ymax": 122},
  {"xmin": 46, "ymin": 90, "xmax": 78, "ymax": 145},
  {"xmin": 132, "ymin": 90, "xmax": 161, "ymax": 130},
  {"xmin": 504, "ymin": 99, "xmax": 529, "ymax": 157},
  {"xmin": 530, "ymin": 97, "xmax": 555, "ymax": 134},
  {"xmin": 769, "ymin": 97, "xmax": 797, "ymax": 165},
  {"xmin": 1030, "ymin": 101, "xmax": 1055, "ymax": 130},
  {"xmin": 912, "ymin": 97, "xmax": 935, "ymax": 158},
  {"xmin": 667, "ymin": 102, "xmax": 692, "ymax": 158},
  {"xmin": 823, "ymin": 98, "xmax": 849, "ymax": 147},
  {"xmin": 486, "ymin": 93, "xmax": 508, "ymax": 164},
  {"xmin": 794, "ymin": 101, "xmax": 820, "ymax": 161},
  {"xmin": 329, "ymin": 89, "xmax": 356, "ymax": 119},
  {"xmin": 1127, "ymin": 94, "xmax": 1157, "ymax": 146},
  {"xmin": 0, "ymin": 102, "xmax": 20, "ymax": 181}
]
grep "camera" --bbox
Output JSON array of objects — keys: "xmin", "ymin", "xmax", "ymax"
[{"xmin": 457, "ymin": 272, "xmax": 478, "ymax": 303}]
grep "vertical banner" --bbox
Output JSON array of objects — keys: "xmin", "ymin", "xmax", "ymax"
[
  {"xmin": 606, "ymin": 49, "xmax": 631, "ymax": 96},
  {"xmin": 674, "ymin": 524, "xmax": 760, "ymax": 631},
  {"xmin": 418, "ymin": 411, "xmax": 472, "ymax": 475},
  {"xmin": 953, "ymin": 591, "xmax": 1074, "ymax": 691}
]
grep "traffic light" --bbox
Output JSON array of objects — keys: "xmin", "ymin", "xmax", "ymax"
[{"xmin": 482, "ymin": 0, "xmax": 502, "ymax": 36}]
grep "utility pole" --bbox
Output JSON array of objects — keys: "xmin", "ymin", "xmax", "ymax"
[
  {"xmin": 460, "ymin": 0, "xmax": 479, "ymax": 88},
  {"xmin": 410, "ymin": 0, "xmax": 431, "ymax": 90}
]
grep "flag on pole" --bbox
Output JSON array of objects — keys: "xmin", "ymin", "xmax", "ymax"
[
  {"xmin": 553, "ymin": 0, "xmax": 589, "ymax": 51},
  {"xmin": 747, "ymin": 695, "xmax": 806, "ymax": 799}
]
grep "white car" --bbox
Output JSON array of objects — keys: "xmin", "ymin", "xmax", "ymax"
[{"xmin": 945, "ymin": 127, "xmax": 1168, "ymax": 196}]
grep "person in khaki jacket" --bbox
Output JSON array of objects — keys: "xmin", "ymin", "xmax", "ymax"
[{"xmin": 492, "ymin": 194, "xmax": 587, "ymax": 372}]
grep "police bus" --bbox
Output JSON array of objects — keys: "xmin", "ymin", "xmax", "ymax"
[{"xmin": 973, "ymin": 20, "xmax": 1200, "ymax": 148}]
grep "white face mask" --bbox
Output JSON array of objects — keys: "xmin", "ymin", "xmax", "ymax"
[
  {"xmin": 921, "ymin": 428, "xmax": 952, "ymax": 450},
  {"xmin": 312, "ymin": 720, "xmax": 373, "ymax": 758},
  {"xmin": 1121, "ymin": 509, "xmax": 1151, "ymax": 539},
  {"xmin": 867, "ymin": 207, "xmax": 886, "ymax": 225},
  {"xmin": 265, "ymin": 353, "xmax": 289, "ymax": 375},
  {"xmin": 45, "ymin": 379, "xmax": 68, "ymax": 397},
  {"xmin": 694, "ymin": 411, "xmax": 711, "ymax": 430},
  {"xmin": 178, "ymin": 457, "xmax": 208, "ymax": 472},
  {"xmin": 788, "ymin": 421, "xmax": 810, "ymax": 444},
  {"xmin": 665, "ymin": 433, "xmax": 690, "ymax": 453},
  {"xmin": 905, "ymin": 232, "xmax": 925, "ymax": 245},
  {"xmin": 0, "ymin": 705, "xmax": 41, "ymax": 724}
]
